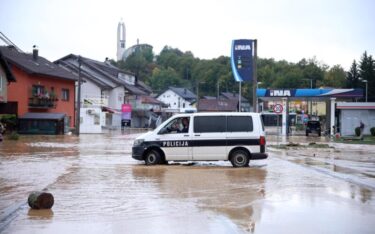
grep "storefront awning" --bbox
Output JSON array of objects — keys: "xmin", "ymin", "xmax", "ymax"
[{"xmin": 19, "ymin": 112, "xmax": 66, "ymax": 120}]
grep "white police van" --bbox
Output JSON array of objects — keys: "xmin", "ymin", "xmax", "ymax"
[{"xmin": 132, "ymin": 112, "xmax": 267, "ymax": 167}]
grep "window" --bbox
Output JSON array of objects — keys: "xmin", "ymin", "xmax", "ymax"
[
  {"xmin": 227, "ymin": 116, "xmax": 253, "ymax": 132},
  {"xmin": 62, "ymin": 89, "xmax": 69, "ymax": 101},
  {"xmin": 194, "ymin": 116, "xmax": 226, "ymax": 133},
  {"xmin": 94, "ymin": 115, "xmax": 100, "ymax": 125},
  {"xmin": 32, "ymin": 85, "xmax": 45, "ymax": 96},
  {"xmin": 159, "ymin": 117, "xmax": 190, "ymax": 134}
]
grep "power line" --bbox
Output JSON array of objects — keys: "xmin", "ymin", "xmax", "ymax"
[{"xmin": 0, "ymin": 32, "xmax": 23, "ymax": 52}]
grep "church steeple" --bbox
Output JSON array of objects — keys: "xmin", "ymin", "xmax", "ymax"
[{"xmin": 117, "ymin": 19, "xmax": 126, "ymax": 61}]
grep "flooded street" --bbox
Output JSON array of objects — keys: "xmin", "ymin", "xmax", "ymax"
[{"xmin": 1, "ymin": 132, "xmax": 375, "ymax": 233}]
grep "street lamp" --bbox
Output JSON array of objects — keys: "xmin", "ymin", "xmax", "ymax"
[
  {"xmin": 256, "ymin": 82, "xmax": 262, "ymax": 113},
  {"xmin": 303, "ymin": 79, "xmax": 313, "ymax": 114},
  {"xmin": 360, "ymin": 79, "xmax": 368, "ymax": 102},
  {"xmin": 196, "ymin": 81, "xmax": 205, "ymax": 112},
  {"xmin": 303, "ymin": 79, "xmax": 313, "ymax": 88}
]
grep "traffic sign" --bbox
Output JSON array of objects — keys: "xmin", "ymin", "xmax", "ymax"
[{"xmin": 273, "ymin": 104, "xmax": 283, "ymax": 113}]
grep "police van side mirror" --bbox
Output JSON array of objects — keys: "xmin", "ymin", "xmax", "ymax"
[{"xmin": 158, "ymin": 128, "xmax": 168, "ymax": 135}]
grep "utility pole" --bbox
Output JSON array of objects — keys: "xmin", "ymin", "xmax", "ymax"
[
  {"xmin": 196, "ymin": 81, "xmax": 200, "ymax": 112},
  {"xmin": 75, "ymin": 56, "xmax": 82, "ymax": 136},
  {"xmin": 252, "ymin": 40, "xmax": 257, "ymax": 113}
]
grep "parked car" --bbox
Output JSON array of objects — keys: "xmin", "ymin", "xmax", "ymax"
[
  {"xmin": 132, "ymin": 112, "xmax": 268, "ymax": 167},
  {"xmin": 306, "ymin": 120, "xmax": 321, "ymax": 136}
]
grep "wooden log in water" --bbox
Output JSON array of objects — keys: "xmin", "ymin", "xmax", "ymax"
[{"xmin": 28, "ymin": 191, "xmax": 54, "ymax": 209}]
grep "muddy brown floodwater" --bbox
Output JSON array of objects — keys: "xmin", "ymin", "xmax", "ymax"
[{"xmin": 1, "ymin": 132, "xmax": 375, "ymax": 233}]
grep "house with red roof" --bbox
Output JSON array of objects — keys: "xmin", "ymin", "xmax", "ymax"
[{"xmin": 0, "ymin": 46, "xmax": 78, "ymax": 134}]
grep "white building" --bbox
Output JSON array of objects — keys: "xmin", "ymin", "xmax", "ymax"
[
  {"xmin": 55, "ymin": 55, "xmax": 131, "ymax": 132},
  {"xmin": 55, "ymin": 54, "xmax": 159, "ymax": 131},
  {"xmin": 336, "ymin": 102, "xmax": 375, "ymax": 136},
  {"xmin": 157, "ymin": 87, "xmax": 197, "ymax": 113}
]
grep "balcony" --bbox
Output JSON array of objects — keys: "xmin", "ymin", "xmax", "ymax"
[{"xmin": 28, "ymin": 95, "xmax": 57, "ymax": 109}]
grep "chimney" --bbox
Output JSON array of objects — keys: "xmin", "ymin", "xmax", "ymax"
[{"xmin": 32, "ymin": 45, "xmax": 38, "ymax": 60}]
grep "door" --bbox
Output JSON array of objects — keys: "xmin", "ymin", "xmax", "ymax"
[
  {"xmin": 192, "ymin": 116, "xmax": 227, "ymax": 161},
  {"xmin": 156, "ymin": 117, "xmax": 192, "ymax": 161}
]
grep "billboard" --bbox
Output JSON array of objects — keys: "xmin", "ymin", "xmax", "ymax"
[
  {"xmin": 121, "ymin": 104, "xmax": 132, "ymax": 127},
  {"xmin": 231, "ymin": 39, "xmax": 253, "ymax": 82}
]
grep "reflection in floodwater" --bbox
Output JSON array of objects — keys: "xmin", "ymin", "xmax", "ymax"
[
  {"xmin": 132, "ymin": 165, "xmax": 267, "ymax": 232},
  {"xmin": 27, "ymin": 209, "xmax": 54, "ymax": 220},
  {"xmin": 270, "ymin": 140, "xmax": 375, "ymax": 193}
]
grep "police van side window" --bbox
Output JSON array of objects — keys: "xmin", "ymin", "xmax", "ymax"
[
  {"xmin": 158, "ymin": 117, "xmax": 189, "ymax": 134},
  {"xmin": 194, "ymin": 116, "xmax": 226, "ymax": 133},
  {"xmin": 227, "ymin": 116, "xmax": 253, "ymax": 132},
  {"xmin": 159, "ymin": 119, "xmax": 179, "ymax": 134}
]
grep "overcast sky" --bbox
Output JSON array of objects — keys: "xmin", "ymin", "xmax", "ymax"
[{"xmin": 1, "ymin": 0, "xmax": 374, "ymax": 70}]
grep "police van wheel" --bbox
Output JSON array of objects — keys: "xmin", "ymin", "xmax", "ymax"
[
  {"xmin": 230, "ymin": 150, "xmax": 250, "ymax": 167},
  {"xmin": 145, "ymin": 150, "xmax": 161, "ymax": 165}
]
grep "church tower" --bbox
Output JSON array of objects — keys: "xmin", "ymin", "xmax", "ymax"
[{"xmin": 117, "ymin": 20, "xmax": 126, "ymax": 61}]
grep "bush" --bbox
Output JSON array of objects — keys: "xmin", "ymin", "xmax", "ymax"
[
  {"xmin": 355, "ymin": 127, "xmax": 361, "ymax": 136},
  {"xmin": 370, "ymin": 127, "xmax": 375, "ymax": 136},
  {"xmin": 0, "ymin": 114, "xmax": 17, "ymax": 132},
  {"xmin": 7, "ymin": 131, "xmax": 19, "ymax": 140}
]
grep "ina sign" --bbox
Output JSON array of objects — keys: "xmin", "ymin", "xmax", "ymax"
[{"xmin": 231, "ymin": 39, "xmax": 253, "ymax": 82}]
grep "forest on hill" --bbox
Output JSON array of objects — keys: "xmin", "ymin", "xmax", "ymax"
[{"xmin": 112, "ymin": 46, "xmax": 375, "ymax": 102}]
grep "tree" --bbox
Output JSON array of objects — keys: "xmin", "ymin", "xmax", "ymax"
[
  {"xmin": 157, "ymin": 46, "xmax": 183, "ymax": 70},
  {"xmin": 323, "ymin": 65, "xmax": 346, "ymax": 88},
  {"xmin": 272, "ymin": 67, "xmax": 303, "ymax": 88},
  {"xmin": 359, "ymin": 51, "xmax": 375, "ymax": 101},
  {"xmin": 257, "ymin": 58, "xmax": 277, "ymax": 89},
  {"xmin": 123, "ymin": 46, "xmax": 155, "ymax": 82},
  {"xmin": 297, "ymin": 57, "xmax": 325, "ymax": 88},
  {"xmin": 147, "ymin": 67, "xmax": 187, "ymax": 93},
  {"xmin": 346, "ymin": 60, "xmax": 360, "ymax": 88}
]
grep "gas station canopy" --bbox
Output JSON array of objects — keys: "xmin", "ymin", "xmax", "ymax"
[{"xmin": 257, "ymin": 88, "xmax": 363, "ymax": 101}]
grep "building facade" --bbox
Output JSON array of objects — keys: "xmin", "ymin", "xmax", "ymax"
[
  {"xmin": 336, "ymin": 102, "xmax": 375, "ymax": 136},
  {"xmin": 0, "ymin": 46, "xmax": 77, "ymax": 134},
  {"xmin": 157, "ymin": 87, "xmax": 197, "ymax": 113},
  {"xmin": 55, "ymin": 54, "xmax": 160, "ymax": 129}
]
